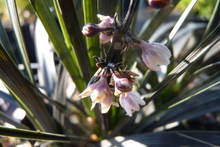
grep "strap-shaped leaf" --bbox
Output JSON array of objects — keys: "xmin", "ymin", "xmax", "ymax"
[
  {"xmin": 0, "ymin": 44, "xmax": 57, "ymax": 132},
  {"xmin": 82, "ymin": 0, "xmax": 100, "ymax": 70},
  {"xmin": 99, "ymin": 131, "xmax": 220, "ymax": 146},
  {"xmin": 0, "ymin": 111, "xmax": 29, "ymax": 129},
  {"xmin": 0, "ymin": 126, "xmax": 94, "ymax": 144},
  {"xmin": 134, "ymin": 73, "xmax": 220, "ymax": 133},
  {"xmin": 143, "ymin": 25, "xmax": 220, "ymax": 105},
  {"xmin": 56, "ymin": 0, "xmax": 93, "ymax": 82},
  {"xmin": 6, "ymin": 0, "xmax": 34, "ymax": 83},
  {"xmin": 0, "ymin": 19, "xmax": 17, "ymax": 63},
  {"xmin": 29, "ymin": 0, "xmax": 85, "ymax": 92}
]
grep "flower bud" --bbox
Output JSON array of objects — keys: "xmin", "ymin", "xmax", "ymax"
[
  {"xmin": 148, "ymin": 0, "xmax": 171, "ymax": 9},
  {"xmin": 113, "ymin": 75, "xmax": 132, "ymax": 92},
  {"xmin": 82, "ymin": 23, "xmax": 100, "ymax": 37}
]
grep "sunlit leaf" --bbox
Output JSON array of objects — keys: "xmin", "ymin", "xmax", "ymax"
[
  {"xmin": 0, "ymin": 44, "xmax": 57, "ymax": 132},
  {"xmin": 0, "ymin": 126, "xmax": 94, "ymax": 144},
  {"xmin": 6, "ymin": 0, "xmax": 34, "ymax": 83},
  {"xmin": 98, "ymin": 131, "xmax": 220, "ymax": 146}
]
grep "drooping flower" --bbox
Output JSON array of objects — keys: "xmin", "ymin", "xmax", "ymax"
[
  {"xmin": 138, "ymin": 40, "xmax": 171, "ymax": 71},
  {"xmin": 148, "ymin": 0, "xmax": 171, "ymax": 9},
  {"xmin": 119, "ymin": 91, "xmax": 146, "ymax": 117},
  {"xmin": 97, "ymin": 14, "xmax": 114, "ymax": 43},
  {"xmin": 79, "ymin": 75, "xmax": 119, "ymax": 113}
]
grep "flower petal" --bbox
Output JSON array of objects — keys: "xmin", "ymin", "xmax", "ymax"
[
  {"xmin": 149, "ymin": 49, "xmax": 170, "ymax": 65},
  {"xmin": 100, "ymin": 102, "xmax": 112, "ymax": 113},
  {"xmin": 100, "ymin": 34, "xmax": 112, "ymax": 44},
  {"xmin": 119, "ymin": 96, "xmax": 132, "ymax": 117},
  {"xmin": 120, "ymin": 93, "xmax": 140, "ymax": 117},
  {"xmin": 97, "ymin": 14, "xmax": 114, "ymax": 28},
  {"xmin": 152, "ymin": 43, "xmax": 171, "ymax": 58},
  {"xmin": 142, "ymin": 54, "xmax": 161, "ymax": 71},
  {"xmin": 79, "ymin": 86, "xmax": 94, "ymax": 99},
  {"xmin": 129, "ymin": 91, "xmax": 145, "ymax": 106}
]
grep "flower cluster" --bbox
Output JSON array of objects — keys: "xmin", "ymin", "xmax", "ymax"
[{"xmin": 80, "ymin": 14, "xmax": 172, "ymax": 116}]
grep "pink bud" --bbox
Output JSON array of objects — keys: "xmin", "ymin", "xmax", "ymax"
[
  {"xmin": 82, "ymin": 23, "xmax": 100, "ymax": 37},
  {"xmin": 112, "ymin": 74, "xmax": 132, "ymax": 92},
  {"xmin": 148, "ymin": 0, "xmax": 171, "ymax": 9}
]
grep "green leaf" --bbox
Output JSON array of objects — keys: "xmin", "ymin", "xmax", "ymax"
[
  {"xmin": 202, "ymin": 0, "xmax": 220, "ymax": 40},
  {"xmin": 29, "ymin": 0, "xmax": 85, "ymax": 92},
  {"xmin": 0, "ymin": 126, "xmax": 95, "ymax": 144},
  {"xmin": 6, "ymin": 0, "xmax": 34, "ymax": 83},
  {"xmin": 82, "ymin": 0, "xmax": 100, "ymax": 70},
  {"xmin": 0, "ymin": 44, "xmax": 57, "ymax": 132},
  {"xmin": 98, "ymin": 0, "xmax": 119, "ymax": 16},
  {"xmin": 0, "ymin": 111, "xmax": 29, "ymax": 129},
  {"xmin": 0, "ymin": 19, "xmax": 17, "ymax": 63},
  {"xmin": 165, "ymin": 0, "xmax": 198, "ymax": 46},
  {"xmin": 56, "ymin": 0, "xmax": 93, "ymax": 83}
]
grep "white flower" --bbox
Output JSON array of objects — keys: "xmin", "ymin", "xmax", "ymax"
[
  {"xmin": 79, "ymin": 75, "xmax": 118, "ymax": 113},
  {"xmin": 119, "ymin": 91, "xmax": 145, "ymax": 117},
  {"xmin": 97, "ymin": 14, "xmax": 114, "ymax": 43},
  {"xmin": 138, "ymin": 40, "xmax": 171, "ymax": 71}
]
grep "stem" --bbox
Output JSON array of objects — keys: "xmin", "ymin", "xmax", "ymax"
[{"xmin": 121, "ymin": 0, "xmax": 140, "ymax": 33}]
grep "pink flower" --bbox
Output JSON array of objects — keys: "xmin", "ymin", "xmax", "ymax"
[
  {"xmin": 97, "ymin": 14, "xmax": 114, "ymax": 43},
  {"xmin": 119, "ymin": 91, "xmax": 145, "ymax": 117},
  {"xmin": 79, "ymin": 75, "xmax": 119, "ymax": 113},
  {"xmin": 138, "ymin": 40, "xmax": 171, "ymax": 71}
]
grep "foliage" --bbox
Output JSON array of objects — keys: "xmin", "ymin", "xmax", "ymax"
[{"xmin": 0, "ymin": 0, "xmax": 220, "ymax": 146}]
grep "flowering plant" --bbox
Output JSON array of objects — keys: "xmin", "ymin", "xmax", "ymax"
[{"xmin": 0, "ymin": 0, "xmax": 219, "ymax": 146}]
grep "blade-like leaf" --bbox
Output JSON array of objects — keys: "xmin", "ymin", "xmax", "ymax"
[
  {"xmin": 0, "ymin": 111, "xmax": 29, "ymax": 129},
  {"xmin": 6, "ymin": 0, "xmax": 34, "ymax": 83},
  {"xmin": 0, "ymin": 126, "xmax": 94, "ymax": 144},
  {"xmin": 0, "ymin": 43, "xmax": 57, "ymax": 132},
  {"xmin": 98, "ymin": 131, "xmax": 220, "ymax": 147},
  {"xmin": 98, "ymin": 0, "xmax": 119, "ymax": 16},
  {"xmin": 143, "ymin": 25, "xmax": 219, "ymax": 105},
  {"xmin": 82, "ymin": 0, "xmax": 100, "ymax": 70},
  {"xmin": 0, "ymin": 19, "xmax": 17, "ymax": 63},
  {"xmin": 29, "ymin": 0, "xmax": 86, "ymax": 92},
  {"xmin": 134, "ymin": 73, "xmax": 220, "ymax": 133},
  {"xmin": 56, "ymin": 0, "xmax": 93, "ymax": 82},
  {"xmin": 202, "ymin": 0, "xmax": 220, "ymax": 40},
  {"xmin": 110, "ymin": 26, "xmax": 219, "ymax": 137},
  {"xmin": 165, "ymin": 0, "xmax": 198, "ymax": 46}
]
